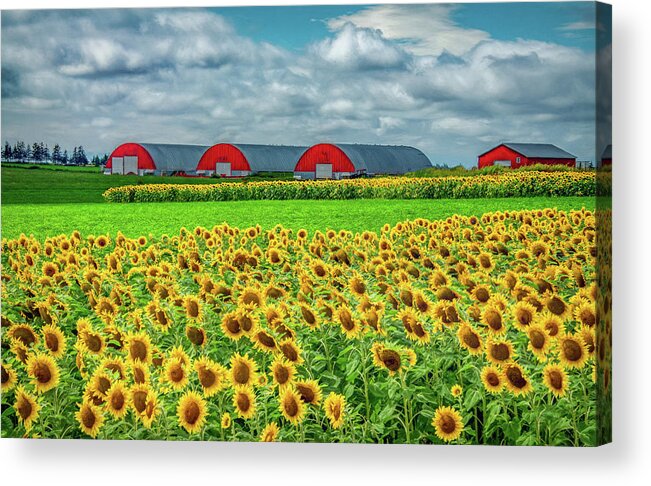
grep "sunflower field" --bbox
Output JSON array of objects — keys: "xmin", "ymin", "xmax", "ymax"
[
  {"xmin": 102, "ymin": 171, "xmax": 606, "ymax": 203},
  {"xmin": 0, "ymin": 208, "xmax": 610, "ymax": 445}
]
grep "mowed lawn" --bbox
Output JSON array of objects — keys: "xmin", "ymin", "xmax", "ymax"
[{"xmin": 2, "ymin": 197, "xmax": 596, "ymax": 240}]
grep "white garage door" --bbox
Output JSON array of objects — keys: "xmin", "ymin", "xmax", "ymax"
[
  {"xmin": 215, "ymin": 162, "xmax": 231, "ymax": 177},
  {"xmin": 315, "ymin": 163, "xmax": 333, "ymax": 179},
  {"xmin": 494, "ymin": 160, "xmax": 512, "ymax": 167},
  {"xmin": 124, "ymin": 156, "xmax": 138, "ymax": 175},
  {"xmin": 112, "ymin": 157, "xmax": 124, "ymax": 174}
]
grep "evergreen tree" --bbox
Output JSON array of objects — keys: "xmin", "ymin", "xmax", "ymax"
[
  {"xmin": 62, "ymin": 149, "xmax": 68, "ymax": 165},
  {"xmin": 25, "ymin": 144, "xmax": 33, "ymax": 162},
  {"xmin": 77, "ymin": 145, "xmax": 89, "ymax": 165},
  {"xmin": 32, "ymin": 142, "xmax": 42, "ymax": 162},
  {"xmin": 52, "ymin": 144, "xmax": 62, "ymax": 164},
  {"xmin": 13, "ymin": 141, "xmax": 26, "ymax": 162},
  {"xmin": 2, "ymin": 142, "xmax": 11, "ymax": 161},
  {"xmin": 71, "ymin": 146, "xmax": 79, "ymax": 165}
]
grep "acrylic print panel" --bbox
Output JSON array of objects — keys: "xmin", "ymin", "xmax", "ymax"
[{"xmin": 0, "ymin": 2, "xmax": 612, "ymax": 446}]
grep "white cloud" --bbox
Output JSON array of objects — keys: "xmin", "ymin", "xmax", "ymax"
[
  {"xmin": 559, "ymin": 21, "xmax": 595, "ymax": 31},
  {"xmin": 327, "ymin": 4, "xmax": 489, "ymax": 56}
]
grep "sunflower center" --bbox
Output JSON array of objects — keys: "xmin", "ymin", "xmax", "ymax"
[
  {"xmin": 111, "ymin": 391, "xmax": 125, "ymax": 410},
  {"xmin": 413, "ymin": 323, "xmax": 426, "ymax": 338},
  {"xmin": 34, "ymin": 362, "xmax": 52, "ymax": 384},
  {"xmin": 45, "ymin": 333, "xmax": 60, "ymax": 352},
  {"xmin": 547, "ymin": 297, "xmax": 566, "ymax": 316},
  {"xmin": 487, "ymin": 373, "xmax": 500, "ymax": 387},
  {"xmin": 544, "ymin": 321, "xmax": 559, "ymax": 337},
  {"xmin": 284, "ymin": 396, "xmax": 299, "ymax": 417},
  {"xmin": 301, "ymin": 307, "xmax": 316, "ymax": 326},
  {"xmin": 275, "ymin": 366, "xmax": 290, "ymax": 385},
  {"xmin": 239, "ymin": 315, "xmax": 254, "ymax": 332},
  {"xmin": 297, "ymin": 385, "xmax": 315, "ymax": 403},
  {"xmin": 549, "ymin": 370, "xmax": 563, "ymax": 390},
  {"xmin": 415, "ymin": 297, "xmax": 429, "ymax": 313},
  {"xmin": 242, "ymin": 292, "xmax": 261, "ymax": 307},
  {"xmin": 281, "ymin": 344, "xmax": 298, "ymax": 362},
  {"xmin": 237, "ymin": 393, "xmax": 250, "ymax": 412},
  {"xmin": 225, "ymin": 316, "xmax": 241, "ymax": 334},
  {"xmin": 1, "ymin": 366, "xmax": 8, "ymax": 384},
  {"xmin": 184, "ymin": 401, "xmax": 201, "ymax": 425},
  {"xmin": 97, "ymin": 376, "xmax": 111, "ymax": 394},
  {"xmin": 133, "ymin": 391, "xmax": 147, "ymax": 413},
  {"xmin": 517, "ymin": 309, "xmax": 533, "ymax": 326},
  {"xmin": 562, "ymin": 340, "xmax": 583, "ymax": 361},
  {"xmin": 439, "ymin": 414, "xmax": 456, "ymax": 434},
  {"xmin": 257, "ymin": 332, "xmax": 275, "ymax": 348},
  {"xmin": 580, "ymin": 309, "xmax": 596, "ymax": 327},
  {"xmin": 81, "ymin": 406, "xmax": 97, "ymax": 429},
  {"xmin": 530, "ymin": 330, "xmax": 546, "ymax": 350},
  {"xmin": 233, "ymin": 363, "xmax": 250, "ymax": 384},
  {"xmin": 15, "ymin": 327, "xmax": 37, "ymax": 346},
  {"xmin": 130, "ymin": 341, "xmax": 148, "ymax": 361},
  {"xmin": 18, "ymin": 397, "xmax": 33, "ymax": 420},
  {"xmin": 491, "ymin": 343, "xmax": 510, "ymax": 361},
  {"xmin": 506, "ymin": 366, "xmax": 527, "ymax": 389},
  {"xmin": 462, "ymin": 330, "xmax": 480, "ymax": 349},
  {"xmin": 170, "ymin": 365, "xmax": 185, "ymax": 383},
  {"xmin": 187, "ymin": 327, "xmax": 205, "ymax": 346},
  {"xmin": 380, "ymin": 350, "xmax": 401, "ymax": 371},
  {"xmin": 187, "ymin": 301, "xmax": 200, "ymax": 318},
  {"xmin": 486, "ymin": 311, "xmax": 502, "ymax": 331},
  {"xmin": 85, "ymin": 334, "xmax": 102, "ymax": 352},
  {"xmin": 475, "ymin": 288, "xmax": 490, "ymax": 303},
  {"xmin": 197, "ymin": 367, "xmax": 215, "ymax": 388}
]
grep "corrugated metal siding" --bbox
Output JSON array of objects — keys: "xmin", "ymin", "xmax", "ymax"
[
  {"xmin": 197, "ymin": 143, "xmax": 307, "ymax": 173},
  {"xmin": 295, "ymin": 143, "xmax": 431, "ymax": 174},
  {"xmin": 139, "ymin": 143, "xmax": 210, "ymax": 173},
  {"xmin": 502, "ymin": 143, "xmax": 575, "ymax": 159}
]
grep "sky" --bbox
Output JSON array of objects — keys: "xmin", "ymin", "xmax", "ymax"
[{"xmin": 1, "ymin": 2, "xmax": 611, "ymax": 166}]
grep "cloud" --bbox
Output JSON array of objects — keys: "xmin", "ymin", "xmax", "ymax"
[
  {"xmin": 1, "ymin": 6, "xmax": 601, "ymax": 166},
  {"xmin": 327, "ymin": 4, "xmax": 489, "ymax": 56},
  {"xmin": 559, "ymin": 21, "xmax": 595, "ymax": 31}
]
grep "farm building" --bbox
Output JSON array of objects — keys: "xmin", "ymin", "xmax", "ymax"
[
  {"xmin": 601, "ymin": 144, "xmax": 612, "ymax": 166},
  {"xmin": 477, "ymin": 143, "xmax": 576, "ymax": 169},
  {"xmin": 106, "ymin": 143, "xmax": 210, "ymax": 176},
  {"xmin": 196, "ymin": 143, "xmax": 307, "ymax": 177},
  {"xmin": 294, "ymin": 143, "xmax": 432, "ymax": 179}
]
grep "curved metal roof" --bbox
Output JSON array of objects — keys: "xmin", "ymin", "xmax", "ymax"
[
  {"xmin": 502, "ymin": 143, "xmax": 576, "ymax": 159},
  {"xmin": 334, "ymin": 144, "xmax": 432, "ymax": 174},
  {"xmin": 140, "ymin": 143, "xmax": 211, "ymax": 172},
  {"xmin": 232, "ymin": 144, "xmax": 308, "ymax": 172}
]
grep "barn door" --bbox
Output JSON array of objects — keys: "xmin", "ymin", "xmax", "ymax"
[
  {"xmin": 215, "ymin": 162, "xmax": 231, "ymax": 177},
  {"xmin": 112, "ymin": 157, "xmax": 124, "ymax": 174},
  {"xmin": 123, "ymin": 156, "xmax": 138, "ymax": 175},
  {"xmin": 315, "ymin": 163, "xmax": 333, "ymax": 179},
  {"xmin": 494, "ymin": 160, "xmax": 511, "ymax": 168}
]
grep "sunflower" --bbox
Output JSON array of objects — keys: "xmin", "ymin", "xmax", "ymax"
[
  {"xmin": 503, "ymin": 363, "xmax": 533, "ymax": 396},
  {"xmin": 130, "ymin": 361, "xmax": 149, "ymax": 385},
  {"xmin": 558, "ymin": 333, "xmax": 589, "ymax": 369},
  {"xmin": 544, "ymin": 293, "xmax": 570, "ymax": 319},
  {"xmin": 512, "ymin": 301, "xmax": 536, "ymax": 331},
  {"xmin": 221, "ymin": 311, "xmax": 244, "ymax": 340},
  {"xmin": 432, "ymin": 406, "xmax": 464, "ymax": 442},
  {"xmin": 480, "ymin": 366, "xmax": 503, "ymax": 394},
  {"xmin": 573, "ymin": 300, "xmax": 597, "ymax": 328},
  {"xmin": 194, "ymin": 357, "xmax": 228, "ymax": 397},
  {"xmin": 183, "ymin": 295, "xmax": 203, "ymax": 321},
  {"xmin": 177, "ymin": 391, "xmax": 208, "ymax": 434},
  {"xmin": 238, "ymin": 286, "xmax": 265, "ymax": 308},
  {"xmin": 164, "ymin": 357, "xmax": 189, "ymax": 390},
  {"xmin": 233, "ymin": 386, "xmax": 257, "ymax": 419},
  {"xmin": 169, "ymin": 345, "xmax": 191, "ymax": 368},
  {"xmin": 260, "ymin": 422, "xmax": 280, "ymax": 442},
  {"xmin": 9, "ymin": 338, "xmax": 30, "ymax": 364},
  {"xmin": 80, "ymin": 329, "xmax": 106, "ymax": 356},
  {"xmin": 471, "ymin": 284, "xmax": 492, "ymax": 304},
  {"xmin": 481, "ymin": 305, "xmax": 506, "ymax": 335},
  {"xmin": 485, "ymin": 338, "xmax": 515, "ymax": 365},
  {"xmin": 125, "ymin": 332, "xmax": 152, "ymax": 364},
  {"xmin": 279, "ymin": 387, "xmax": 305, "ymax": 425},
  {"xmin": 132, "ymin": 384, "xmax": 159, "ymax": 428},
  {"xmin": 278, "ymin": 339, "xmax": 303, "ymax": 364},
  {"xmin": 252, "ymin": 329, "xmax": 278, "ymax": 353},
  {"xmin": 185, "ymin": 324, "xmax": 207, "ymax": 347},
  {"xmin": 230, "ymin": 353, "xmax": 258, "ymax": 388},
  {"xmin": 542, "ymin": 364, "xmax": 569, "ymax": 397},
  {"xmin": 536, "ymin": 311, "xmax": 565, "ymax": 338},
  {"xmin": 295, "ymin": 380, "xmax": 323, "ymax": 406},
  {"xmin": 323, "ymin": 392, "xmax": 346, "ymax": 429},
  {"xmin": 8, "ymin": 323, "xmax": 38, "ymax": 348},
  {"xmin": 526, "ymin": 324, "xmax": 552, "ymax": 360},
  {"xmin": 26, "ymin": 353, "xmax": 60, "ymax": 393},
  {"xmin": 76, "ymin": 400, "xmax": 105, "ymax": 438},
  {"xmin": 457, "ymin": 323, "xmax": 483, "ymax": 355},
  {"xmin": 15, "ymin": 386, "xmax": 40, "ymax": 432},
  {"xmin": 89, "ymin": 370, "xmax": 113, "ymax": 401},
  {"xmin": 105, "ymin": 382, "xmax": 130, "ymax": 419},
  {"xmin": 299, "ymin": 303, "xmax": 320, "ymax": 329},
  {"xmin": 41, "ymin": 324, "xmax": 66, "ymax": 359},
  {"xmin": 1, "ymin": 357, "xmax": 17, "ymax": 387},
  {"xmin": 221, "ymin": 412, "xmax": 232, "ymax": 429},
  {"xmin": 349, "ymin": 276, "xmax": 367, "ymax": 297},
  {"xmin": 578, "ymin": 325, "xmax": 596, "ymax": 357},
  {"xmin": 94, "ymin": 296, "xmax": 118, "ymax": 322},
  {"xmin": 270, "ymin": 355, "xmax": 296, "ymax": 389},
  {"xmin": 337, "ymin": 305, "xmax": 361, "ymax": 339},
  {"xmin": 451, "ymin": 384, "xmax": 463, "ymax": 397}
]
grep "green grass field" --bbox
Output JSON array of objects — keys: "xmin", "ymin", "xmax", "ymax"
[
  {"xmin": 2, "ymin": 197, "xmax": 595, "ymax": 240},
  {"xmin": 1, "ymin": 163, "xmax": 597, "ymax": 239},
  {"xmin": 1, "ymin": 165, "xmax": 292, "ymax": 204}
]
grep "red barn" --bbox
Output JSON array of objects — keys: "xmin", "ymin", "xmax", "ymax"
[
  {"xmin": 477, "ymin": 143, "xmax": 576, "ymax": 169},
  {"xmin": 600, "ymin": 144, "xmax": 612, "ymax": 166}
]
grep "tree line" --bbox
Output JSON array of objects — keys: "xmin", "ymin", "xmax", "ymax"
[{"xmin": 2, "ymin": 140, "xmax": 109, "ymax": 166}]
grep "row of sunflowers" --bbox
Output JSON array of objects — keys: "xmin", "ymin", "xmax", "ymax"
[
  {"xmin": 1, "ymin": 209, "xmax": 610, "ymax": 444},
  {"xmin": 102, "ymin": 171, "xmax": 604, "ymax": 203}
]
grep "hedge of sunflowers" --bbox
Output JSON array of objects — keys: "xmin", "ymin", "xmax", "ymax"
[
  {"xmin": 102, "ymin": 171, "xmax": 605, "ymax": 203},
  {"xmin": 1, "ymin": 208, "xmax": 610, "ymax": 445}
]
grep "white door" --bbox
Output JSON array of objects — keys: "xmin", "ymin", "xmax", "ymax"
[
  {"xmin": 112, "ymin": 157, "xmax": 124, "ymax": 174},
  {"xmin": 494, "ymin": 160, "xmax": 511, "ymax": 167},
  {"xmin": 315, "ymin": 163, "xmax": 333, "ymax": 179},
  {"xmin": 123, "ymin": 156, "xmax": 138, "ymax": 174},
  {"xmin": 215, "ymin": 162, "xmax": 231, "ymax": 177}
]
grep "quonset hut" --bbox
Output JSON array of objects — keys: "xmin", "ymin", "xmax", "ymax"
[
  {"xmin": 106, "ymin": 143, "xmax": 210, "ymax": 176},
  {"xmin": 477, "ymin": 143, "xmax": 576, "ymax": 169},
  {"xmin": 196, "ymin": 143, "xmax": 308, "ymax": 177},
  {"xmin": 293, "ymin": 143, "xmax": 432, "ymax": 179}
]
